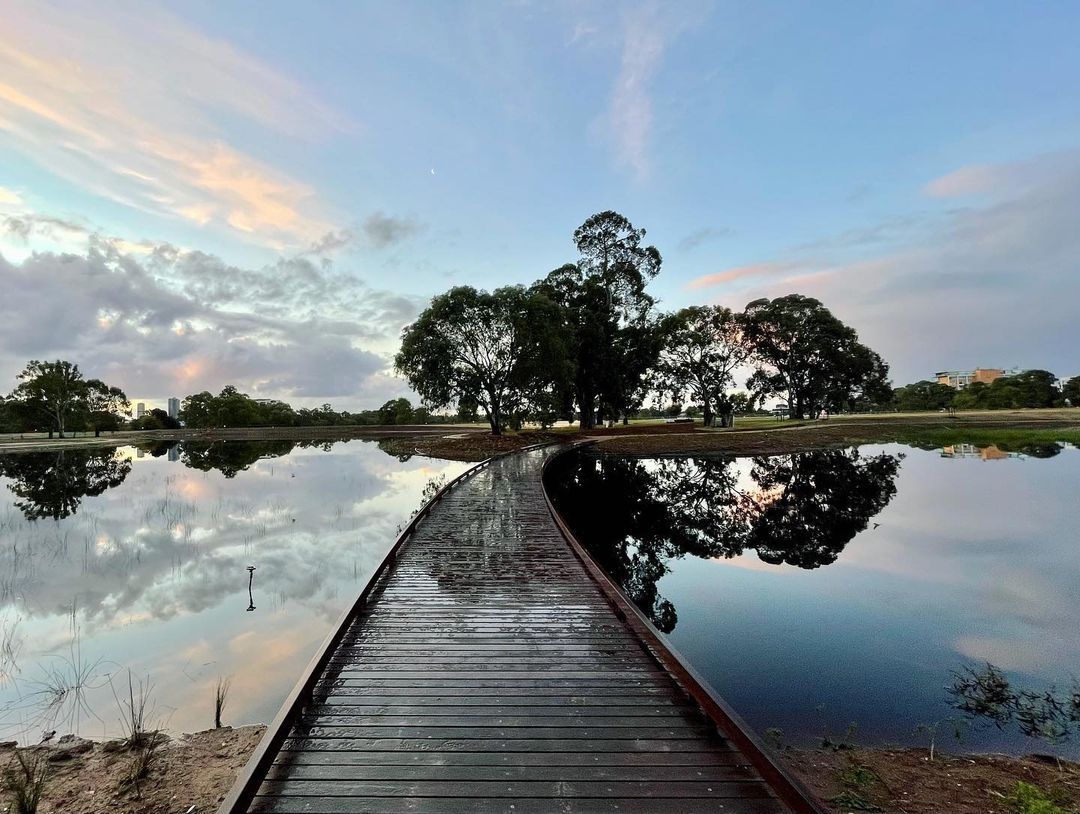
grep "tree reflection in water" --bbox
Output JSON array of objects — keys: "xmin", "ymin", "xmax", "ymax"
[
  {"xmin": 546, "ymin": 448, "xmax": 901, "ymax": 632},
  {"xmin": 180, "ymin": 440, "xmax": 298, "ymax": 478},
  {"xmin": 0, "ymin": 439, "xmax": 344, "ymax": 522},
  {"xmin": 0, "ymin": 449, "xmax": 132, "ymax": 521}
]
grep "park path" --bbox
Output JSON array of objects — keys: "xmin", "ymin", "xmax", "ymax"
[{"xmin": 220, "ymin": 445, "xmax": 821, "ymax": 814}]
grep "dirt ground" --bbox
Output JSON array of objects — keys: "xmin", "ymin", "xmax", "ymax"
[
  {"xmin": 3, "ymin": 731, "xmax": 1077, "ymax": 813},
  {"xmin": 0, "ymin": 726, "xmax": 264, "ymax": 814},
  {"xmin": 782, "ymin": 746, "xmax": 1080, "ymax": 813}
]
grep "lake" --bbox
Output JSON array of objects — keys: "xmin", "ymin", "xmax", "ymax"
[
  {"xmin": 0, "ymin": 440, "xmax": 468, "ymax": 745},
  {"xmin": 545, "ymin": 442, "xmax": 1080, "ymax": 758}
]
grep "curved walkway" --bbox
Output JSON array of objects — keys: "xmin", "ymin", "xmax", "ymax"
[{"xmin": 223, "ymin": 446, "xmax": 819, "ymax": 814}]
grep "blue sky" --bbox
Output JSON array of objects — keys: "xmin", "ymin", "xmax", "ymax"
[{"xmin": 2, "ymin": 0, "xmax": 1078, "ymax": 407}]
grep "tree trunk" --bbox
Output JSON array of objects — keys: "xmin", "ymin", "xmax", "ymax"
[
  {"xmin": 579, "ymin": 391, "xmax": 596, "ymax": 429},
  {"xmin": 702, "ymin": 404, "xmax": 714, "ymax": 428}
]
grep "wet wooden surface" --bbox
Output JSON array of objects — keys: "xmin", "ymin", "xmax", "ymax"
[{"xmin": 246, "ymin": 447, "xmax": 792, "ymax": 813}]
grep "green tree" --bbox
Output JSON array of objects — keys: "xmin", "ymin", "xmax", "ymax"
[
  {"xmin": 742, "ymin": 295, "xmax": 890, "ymax": 418},
  {"xmin": 84, "ymin": 379, "xmax": 130, "ymax": 436},
  {"xmin": 378, "ymin": 398, "xmax": 414, "ymax": 425},
  {"xmin": 1063, "ymin": 376, "xmax": 1080, "ymax": 407},
  {"xmin": 950, "ymin": 381, "xmax": 981, "ymax": 410},
  {"xmin": 539, "ymin": 212, "xmax": 663, "ymax": 428},
  {"xmin": 10, "ymin": 360, "xmax": 87, "ymax": 438},
  {"xmin": 1003, "ymin": 369, "xmax": 1061, "ymax": 408},
  {"xmin": 455, "ymin": 396, "xmax": 480, "ymax": 423},
  {"xmin": 656, "ymin": 306, "xmax": 749, "ymax": 427},
  {"xmin": 894, "ymin": 380, "xmax": 956, "ymax": 412},
  {"xmin": 396, "ymin": 285, "xmax": 569, "ymax": 435},
  {"xmin": 179, "ymin": 391, "xmax": 215, "ymax": 427}
]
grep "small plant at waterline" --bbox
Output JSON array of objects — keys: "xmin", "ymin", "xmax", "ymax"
[
  {"xmin": 762, "ymin": 727, "xmax": 785, "ymax": 751},
  {"xmin": 829, "ymin": 762, "xmax": 884, "ymax": 812},
  {"xmin": 214, "ymin": 675, "xmax": 232, "ymax": 728},
  {"xmin": 4, "ymin": 749, "xmax": 48, "ymax": 814},
  {"xmin": 914, "ymin": 718, "xmax": 967, "ymax": 761},
  {"xmin": 1006, "ymin": 781, "xmax": 1075, "ymax": 814},
  {"xmin": 109, "ymin": 670, "xmax": 156, "ymax": 749}
]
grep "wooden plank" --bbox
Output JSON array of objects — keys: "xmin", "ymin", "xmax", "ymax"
[
  {"xmin": 278, "ymin": 738, "xmax": 735, "ymax": 753},
  {"xmin": 266, "ymin": 764, "xmax": 757, "ymax": 782},
  {"xmin": 218, "ymin": 445, "xmax": 820, "ymax": 814},
  {"xmin": 271, "ymin": 750, "xmax": 747, "ymax": 768},
  {"xmin": 305, "ymin": 705, "xmax": 696, "ymax": 717},
  {"xmin": 257, "ymin": 779, "xmax": 771, "ymax": 798},
  {"xmin": 249, "ymin": 797, "xmax": 787, "ymax": 814}
]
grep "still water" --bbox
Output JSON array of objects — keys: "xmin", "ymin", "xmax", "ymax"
[
  {"xmin": 546, "ymin": 442, "xmax": 1080, "ymax": 757},
  {"xmin": 0, "ymin": 440, "xmax": 468, "ymax": 744}
]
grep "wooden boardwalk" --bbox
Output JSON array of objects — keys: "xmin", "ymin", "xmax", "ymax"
[{"xmin": 221, "ymin": 445, "xmax": 822, "ymax": 814}]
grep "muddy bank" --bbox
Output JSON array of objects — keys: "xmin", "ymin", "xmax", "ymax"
[
  {"xmin": 782, "ymin": 746, "xmax": 1080, "ymax": 813},
  {"xmin": 0, "ymin": 726, "xmax": 264, "ymax": 814}
]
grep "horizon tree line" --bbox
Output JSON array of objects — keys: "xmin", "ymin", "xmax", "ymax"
[
  {"xmin": 2, "ymin": 211, "xmax": 1076, "ymax": 436},
  {"xmin": 396, "ymin": 210, "xmax": 893, "ymax": 434}
]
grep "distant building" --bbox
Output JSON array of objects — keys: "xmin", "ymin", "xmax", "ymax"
[
  {"xmin": 136, "ymin": 402, "xmax": 146, "ymax": 418},
  {"xmin": 935, "ymin": 368, "xmax": 1007, "ymax": 390},
  {"xmin": 942, "ymin": 444, "xmax": 1012, "ymax": 461},
  {"xmin": 167, "ymin": 397, "xmax": 180, "ymax": 419}
]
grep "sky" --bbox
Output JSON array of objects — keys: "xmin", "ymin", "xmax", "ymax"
[{"xmin": 1, "ymin": 0, "xmax": 1078, "ymax": 409}]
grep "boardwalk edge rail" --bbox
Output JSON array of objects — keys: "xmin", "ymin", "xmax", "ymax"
[
  {"xmin": 216, "ymin": 442, "xmax": 551, "ymax": 814},
  {"xmin": 541, "ymin": 441, "xmax": 828, "ymax": 814}
]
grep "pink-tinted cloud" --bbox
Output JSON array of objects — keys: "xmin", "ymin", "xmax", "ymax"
[
  {"xmin": 694, "ymin": 150, "xmax": 1080, "ymax": 384},
  {"xmin": 0, "ymin": 6, "xmax": 349, "ymax": 248},
  {"xmin": 923, "ymin": 164, "xmax": 997, "ymax": 198},
  {"xmin": 686, "ymin": 261, "xmax": 801, "ymax": 290}
]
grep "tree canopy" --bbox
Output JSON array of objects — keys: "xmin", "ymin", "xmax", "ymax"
[
  {"xmin": 395, "ymin": 285, "xmax": 570, "ymax": 434},
  {"xmin": 894, "ymin": 380, "xmax": 957, "ymax": 412},
  {"xmin": 656, "ymin": 306, "xmax": 749, "ymax": 427},
  {"xmin": 742, "ymin": 295, "xmax": 891, "ymax": 418},
  {"xmin": 6, "ymin": 360, "xmax": 129, "ymax": 437}
]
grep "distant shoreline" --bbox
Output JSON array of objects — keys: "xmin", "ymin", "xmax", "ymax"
[
  {"xmin": 0, "ymin": 424, "xmax": 485, "ymax": 455},
  {"xmin": 3, "ymin": 410, "xmax": 1078, "ymax": 459}
]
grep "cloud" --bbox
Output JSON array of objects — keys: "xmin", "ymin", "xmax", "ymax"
[
  {"xmin": 0, "ymin": 6, "xmax": 349, "ymax": 247},
  {"xmin": 686, "ymin": 261, "xmax": 802, "ymax": 290},
  {"xmin": 0, "ymin": 234, "xmax": 424, "ymax": 405},
  {"xmin": 677, "ymin": 226, "xmax": 733, "ymax": 252},
  {"xmin": 359, "ymin": 212, "xmax": 425, "ymax": 249},
  {"xmin": 922, "ymin": 152, "xmax": 1070, "ymax": 200},
  {"xmin": 600, "ymin": 6, "xmax": 669, "ymax": 179},
  {"xmin": 697, "ymin": 150, "xmax": 1080, "ymax": 383},
  {"xmin": 2, "ymin": 212, "xmax": 87, "ymax": 242},
  {"xmin": 0, "ymin": 186, "xmax": 21, "ymax": 205},
  {"xmin": 923, "ymin": 164, "xmax": 998, "ymax": 198}
]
